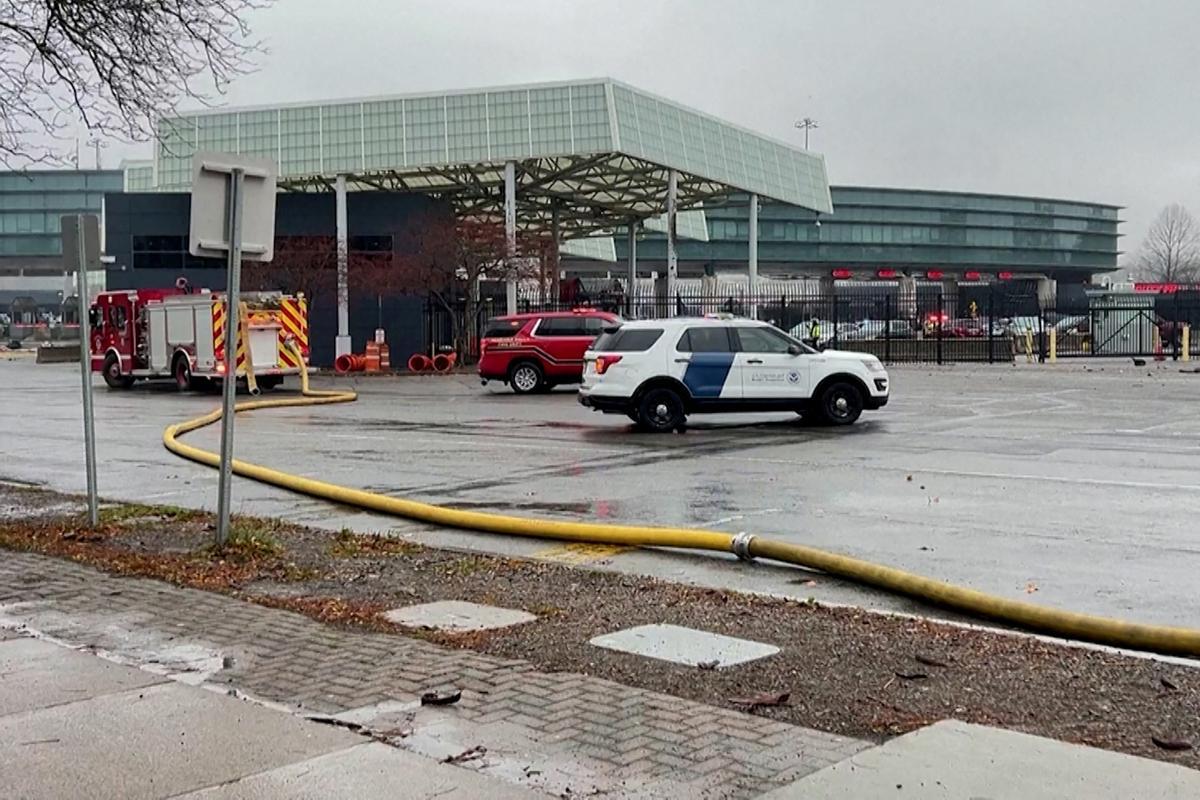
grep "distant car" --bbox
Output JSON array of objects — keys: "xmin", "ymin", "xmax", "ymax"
[
  {"xmin": 478, "ymin": 309, "xmax": 620, "ymax": 394},
  {"xmin": 844, "ymin": 320, "xmax": 917, "ymax": 340},
  {"xmin": 579, "ymin": 315, "xmax": 889, "ymax": 431}
]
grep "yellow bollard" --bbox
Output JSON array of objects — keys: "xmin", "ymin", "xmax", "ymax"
[
  {"xmin": 1024, "ymin": 329, "xmax": 1034, "ymax": 363},
  {"xmin": 1184, "ymin": 325, "xmax": 1191, "ymax": 363},
  {"xmin": 1048, "ymin": 328, "xmax": 1057, "ymax": 363}
]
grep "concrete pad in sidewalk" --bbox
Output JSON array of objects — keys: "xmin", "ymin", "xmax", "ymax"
[
  {"xmin": 0, "ymin": 637, "xmax": 166, "ymax": 716},
  {"xmin": 764, "ymin": 720, "xmax": 1200, "ymax": 800},
  {"xmin": 0, "ymin": 682, "xmax": 357, "ymax": 800},
  {"xmin": 176, "ymin": 741, "xmax": 546, "ymax": 799}
]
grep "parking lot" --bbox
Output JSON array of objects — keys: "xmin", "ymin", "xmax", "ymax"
[{"xmin": 3, "ymin": 357, "xmax": 1199, "ymax": 629}]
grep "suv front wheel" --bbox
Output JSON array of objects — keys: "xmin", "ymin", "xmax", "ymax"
[
  {"xmin": 509, "ymin": 361, "xmax": 544, "ymax": 395},
  {"xmin": 816, "ymin": 381, "xmax": 864, "ymax": 426},
  {"xmin": 636, "ymin": 387, "xmax": 686, "ymax": 433}
]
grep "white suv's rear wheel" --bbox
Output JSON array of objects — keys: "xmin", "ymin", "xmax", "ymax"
[
  {"xmin": 636, "ymin": 387, "xmax": 685, "ymax": 433},
  {"xmin": 509, "ymin": 362, "xmax": 543, "ymax": 395}
]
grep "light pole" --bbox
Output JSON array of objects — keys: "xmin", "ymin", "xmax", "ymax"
[{"xmin": 794, "ymin": 117, "xmax": 819, "ymax": 150}]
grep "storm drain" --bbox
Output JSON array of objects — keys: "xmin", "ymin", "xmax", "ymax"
[
  {"xmin": 382, "ymin": 601, "xmax": 536, "ymax": 632},
  {"xmin": 588, "ymin": 623, "xmax": 779, "ymax": 668}
]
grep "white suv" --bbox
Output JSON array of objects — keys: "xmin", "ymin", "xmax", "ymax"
[{"xmin": 579, "ymin": 316, "xmax": 889, "ymax": 432}]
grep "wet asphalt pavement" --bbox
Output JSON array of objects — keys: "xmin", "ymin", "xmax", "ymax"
[{"xmin": 3, "ymin": 356, "xmax": 1200, "ymax": 629}]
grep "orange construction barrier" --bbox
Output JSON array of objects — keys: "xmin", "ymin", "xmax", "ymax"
[
  {"xmin": 379, "ymin": 343, "xmax": 391, "ymax": 371},
  {"xmin": 335, "ymin": 353, "xmax": 366, "ymax": 373},
  {"xmin": 364, "ymin": 341, "xmax": 381, "ymax": 373},
  {"xmin": 407, "ymin": 353, "xmax": 432, "ymax": 372}
]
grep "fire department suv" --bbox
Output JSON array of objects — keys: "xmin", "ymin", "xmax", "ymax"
[
  {"xmin": 89, "ymin": 287, "xmax": 309, "ymax": 391},
  {"xmin": 579, "ymin": 316, "xmax": 889, "ymax": 431}
]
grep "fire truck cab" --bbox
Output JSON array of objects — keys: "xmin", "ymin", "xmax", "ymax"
[{"xmin": 90, "ymin": 287, "xmax": 309, "ymax": 391}]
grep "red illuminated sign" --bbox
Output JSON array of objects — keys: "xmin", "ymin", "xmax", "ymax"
[
  {"xmin": 831, "ymin": 268, "xmax": 853, "ymax": 279},
  {"xmin": 964, "ymin": 270, "xmax": 982, "ymax": 281},
  {"xmin": 997, "ymin": 271, "xmax": 1014, "ymax": 280},
  {"xmin": 926, "ymin": 270, "xmax": 944, "ymax": 280},
  {"xmin": 876, "ymin": 269, "xmax": 898, "ymax": 279}
]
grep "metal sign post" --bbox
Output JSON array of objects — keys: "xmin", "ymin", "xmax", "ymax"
[
  {"xmin": 62, "ymin": 214, "xmax": 101, "ymax": 527},
  {"xmin": 188, "ymin": 152, "xmax": 277, "ymax": 547},
  {"xmin": 214, "ymin": 169, "xmax": 244, "ymax": 547}
]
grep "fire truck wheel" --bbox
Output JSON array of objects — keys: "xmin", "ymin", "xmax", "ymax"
[
  {"xmin": 173, "ymin": 354, "xmax": 194, "ymax": 392},
  {"xmin": 102, "ymin": 354, "xmax": 134, "ymax": 390}
]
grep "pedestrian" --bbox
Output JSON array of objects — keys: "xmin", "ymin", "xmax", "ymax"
[{"xmin": 807, "ymin": 317, "xmax": 821, "ymax": 348}]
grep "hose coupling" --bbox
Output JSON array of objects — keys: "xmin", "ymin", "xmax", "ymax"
[{"xmin": 731, "ymin": 532, "xmax": 756, "ymax": 562}]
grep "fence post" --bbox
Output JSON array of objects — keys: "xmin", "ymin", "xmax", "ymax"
[
  {"xmin": 885, "ymin": 294, "xmax": 892, "ymax": 364},
  {"xmin": 987, "ymin": 285, "xmax": 995, "ymax": 364},
  {"xmin": 936, "ymin": 292, "xmax": 944, "ymax": 365},
  {"xmin": 831, "ymin": 286, "xmax": 839, "ymax": 350}
]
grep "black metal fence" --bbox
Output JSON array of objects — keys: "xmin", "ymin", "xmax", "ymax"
[{"xmin": 421, "ymin": 282, "xmax": 1200, "ymax": 366}]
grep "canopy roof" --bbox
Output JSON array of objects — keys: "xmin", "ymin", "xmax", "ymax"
[{"xmin": 153, "ymin": 78, "xmax": 831, "ymax": 240}]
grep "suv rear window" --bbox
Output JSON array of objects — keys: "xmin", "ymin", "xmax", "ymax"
[
  {"xmin": 482, "ymin": 318, "xmax": 523, "ymax": 338},
  {"xmin": 537, "ymin": 316, "xmax": 605, "ymax": 337},
  {"xmin": 593, "ymin": 327, "xmax": 661, "ymax": 352}
]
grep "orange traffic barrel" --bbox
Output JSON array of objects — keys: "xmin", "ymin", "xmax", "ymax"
[
  {"xmin": 379, "ymin": 343, "xmax": 391, "ymax": 371},
  {"xmin": 364, "ymin": 341, "xmax": 381, "ymax": 373},
  {"xmin": 335, "ymin": 353, "xmax": 366, "ymax": 373},
  {"xmin": 407, "ymin": 353, "xmax": 432, "ymax": 372}
]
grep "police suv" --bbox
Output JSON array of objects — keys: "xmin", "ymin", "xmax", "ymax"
[{"xmin": 578, "ymin": 316, "xmax": 889, "ymax": 432}]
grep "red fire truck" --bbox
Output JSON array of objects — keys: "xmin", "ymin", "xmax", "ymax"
[{"xmin": 89, "ymin": 287, "xmax": 309, "ymax": 391}]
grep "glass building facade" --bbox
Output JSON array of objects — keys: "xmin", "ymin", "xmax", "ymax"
[
  {"xmin": 614, "ymin": 186, "xmax": 1121, "ymax": 281},
  {"xmin": 0, "ymin": 170, "xmax": 122, "ymax": 260}
]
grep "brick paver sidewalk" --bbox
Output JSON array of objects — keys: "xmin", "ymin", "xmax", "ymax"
[{"xmin": 0, "ymin": 552, "xmax": 867, "ymax": 799}]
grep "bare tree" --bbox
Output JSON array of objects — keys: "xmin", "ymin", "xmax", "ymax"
[
  {"xmin": 0, "ymin": 0, "xmax": 266, "ymax": 164},
  {"xmin": 1132, "ymin": 204, "xmax": 1200, "ymax": 283}
]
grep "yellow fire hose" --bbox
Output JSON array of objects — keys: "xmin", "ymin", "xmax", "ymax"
[{"xmin": 162, "ymin": 343, "xmax": 1200, "ymax": 658}]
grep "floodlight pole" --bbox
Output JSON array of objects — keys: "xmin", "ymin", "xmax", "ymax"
[
  {"xmin": 334, "ymin": 174, "xmax": 350, "ymax": 358},
  {"xmin": 626, "ymin": 219, "xmax": 637, "ymax": 318},
  {"xmin": 504, "ymin": 161, "xmax": 517, "ymax": 314},
  {"xmin": 666, "ymin": 170, "xmax": 678, "ymax": 316},
  {"xmin": 215, "ymin": 168, "xmax": 245, "ymax": 548},
  {"xmin": 748, "ymin": 193, "xmax": 759, "ymax": 320}
]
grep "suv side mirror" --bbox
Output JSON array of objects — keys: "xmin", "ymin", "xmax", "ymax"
[{"xmin": 787, "ymin": 344, "xmax": 803, "ymax": 355}]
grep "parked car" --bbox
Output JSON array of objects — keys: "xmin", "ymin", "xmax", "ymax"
[
  {"xmin": 580, "ymin": 315, "xmax": 889, "ymax": 431},
  {"xmin": 478, "ymin": 309, "xmax": 621, "ymax": 394},
  {"xmin": 842, "ymin": 320, "xmax": 916, "ymax": 340}
]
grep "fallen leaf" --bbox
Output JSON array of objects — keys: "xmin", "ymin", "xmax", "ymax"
[
  {"xmin": 906, "ymin": 475, "xmax": 913, "ymax": 482},
  {"xmin": 915, "ymin": 654, "xmax": 948, "ymax": 668},
  {"xmin": 1025, "ymin": 582, "xmax": 1039, "ymax": 594},
  {"xmin": 729, "ymin": 691, "xmax": 790, "ymax": 709},
  {"xmin": 1152, "ymin": 736, "xmax": 1193, "ymax": 751},
  {"xmin": 420, "ymin": 689, "xmax": 462, "ymax": 706},
  {"xmin": 1161, "ymin": 677, "xmax": 1180, "ymax": 692},
  {"xmin": 894, "ymin": 670, "xmax": 929, "ymax": 680}
]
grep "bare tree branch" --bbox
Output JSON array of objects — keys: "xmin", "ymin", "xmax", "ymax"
[
  {"xmin": 1133, "ymin": 204, "xmax": 1200, "ymax": 284},
  {"xmin": 0, "ymin": 0, "xmax": 268, "ymax": 165}
]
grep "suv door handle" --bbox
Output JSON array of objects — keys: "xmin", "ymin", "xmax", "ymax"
[
  {"xmin": 747, "ymin": 358, "xmax": 764, "ymax": 364},
  {"xmin": 674, "ymin": 357, "xmax": 691, "ymax": 363}
]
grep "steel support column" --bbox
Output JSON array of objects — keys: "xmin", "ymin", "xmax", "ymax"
[
  {"xmin": 626, "ymin": 220, "xmax": 637, "ymax": 318},
  {"xmin": 666, "ymin": 169, "xmax": 678, "ymax": 316},
  {"xmin": 748, "ymin": 192, "xmax": 759, "ymax": 320},
  {"xmin": 334, "ymin": 174, "xmax": 351, "ymax": 358},
  {"xmin": 504, "ymin": 161, "xmax": 517, "ymax": 315}
]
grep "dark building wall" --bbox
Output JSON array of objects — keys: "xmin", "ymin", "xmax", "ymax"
[{"xmin": 104, "ymin": 191, "xmax": 443, "ymax": 366}]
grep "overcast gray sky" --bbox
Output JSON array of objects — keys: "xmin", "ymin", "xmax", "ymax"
[{"xmin": 116, "ymin": 0, "xmax": 1200, "ymax": 260}]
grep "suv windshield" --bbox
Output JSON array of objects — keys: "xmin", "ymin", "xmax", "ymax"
[{"xmin": 593, "ymin": 326, "xmax": 660, "ymax": 352}]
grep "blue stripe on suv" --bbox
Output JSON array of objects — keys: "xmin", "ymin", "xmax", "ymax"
[{"xmin": 682, "ymin": 354, "xmax": 735, "ymax": 398}]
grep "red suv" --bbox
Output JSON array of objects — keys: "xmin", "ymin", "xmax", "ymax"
[{"xmin": 479, "ymin": 310, "xmax": 619, "ymax": 394}]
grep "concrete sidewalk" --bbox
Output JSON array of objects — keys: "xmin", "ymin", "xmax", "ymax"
[
  {"xmin": 2, "ymin": 553, "xmax": 1199, "ymax": 798},
  {"xmin": 0, "ymin": 629, "xmax": 540, "ymax": 800}
]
